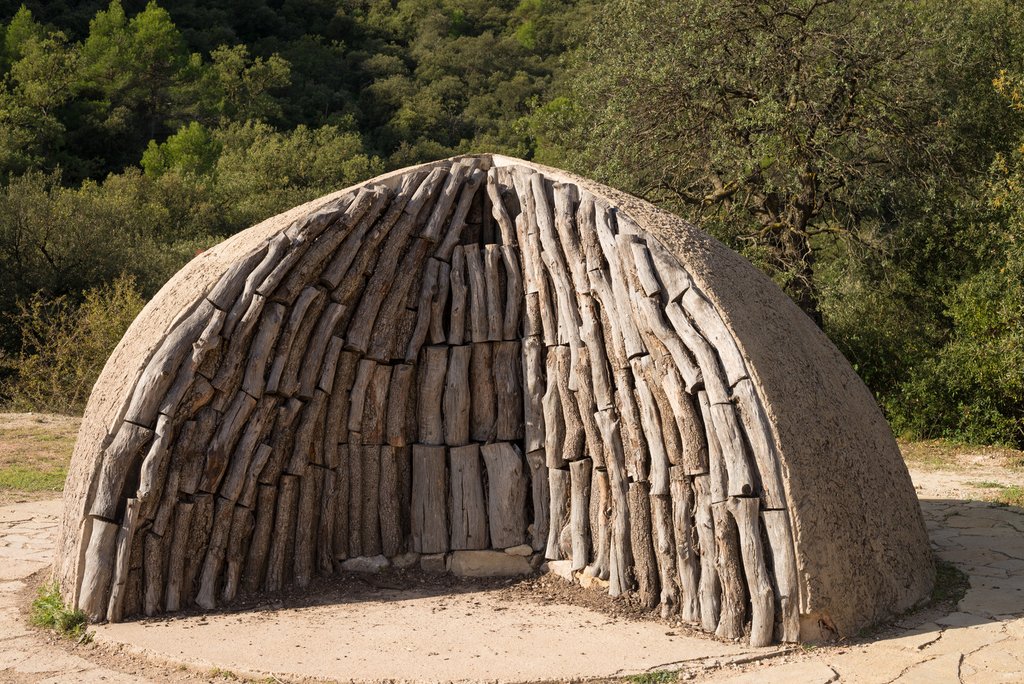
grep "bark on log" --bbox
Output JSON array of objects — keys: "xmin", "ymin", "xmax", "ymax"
[
  {"xmin": 421, "ymin": 161, "xmax": 473, "ymax": 243},
  {"xmin": 360, "ymin": 444, "xmax": 382, "ymax": 557},
  {"xmin": 362, "ymin": 364, "xmax": 392, "ymax": 445},
  {"xmin": 223, "ymin": 505, "xmax": 254, "ymax": 602},
  {"xmin": 613, "ymin": 367, "xmax": 647, "ymax": 480},
  {"xmin": 241, "ymin": 301, "xmax": 286, "ymax": 397},
  {"xmin": 670, "ymin": 467, "xmax": 700, "ymax": 623},
  {"xmin": 486, "ymin": 167, "xmax": 517, "ymax": 246},
  {"xmin": 525, "ymin": 448, "xmax": 549, "ymax": 552},
  {"xmin": 585, "ymin": 469, "xmax": 611, "ymax": 580},
  {"xmin": 316, "ymin": 467, "xmax": 336, "ymax": 575},
  {"xmin": 266, "ymin": 287, "xmax": 323, "ymax": 394},
  {"xmin": 320, "ymin": 187, "xmax": 394, "ymax": 289},
  {"xmin": 241, "ymin": 485, "xmax": 276, "ymax": 595},
  {"xmin": 163, "ymin": 502, "xmax": 194, "ymax": 612},
  {"xmin": 448, "ymin": 246, "xmax": 467, "ymax": 345},
  {"xmin": 333, "ymin": 446, "xmax": 350, "ymax": 562},
  {"xmin": 569, "ymin": 458, "xmax": 592, "ymax": 572},
  {"xmin": 664, "ymin": 372, "xmax": 709, "ymax": 475},
  {"xmin": 298, "ymin": 302, "xmax": 347, "ymax": 399},
  {"xmin": 763, "ymin": 509, "xmax": 801, "ymax": 643},
  {"xmin": 430, "ymin": 260, "xmax": 451, "ymax": 345},
  {"xmin": 553, "ymin": 346, "xmax": 585, "ymax": 461},
  {"xmin": 681, "ymin": 287, "xmax": 748, "ymax": 386},
  {"xmin": 106, "ymin": 498, "xmax": 141, "ymax": 622},
  {"xmin": 481, "ymin": 442, "xmax": 527, "ymax": 549},
  {"xmin": 631, "ymin": 356, "xmax": 668, "ymax": 494},
  {"xmin": 465, "ymin": 246, "xmax": 488, "ymax": 343},
  {"xmin": 294, "ymin": 467, "xmax": 323, "ymax": 587},
  {"xmin": 493, "ymin": 340, "xmax": 523, "ymax": 441},
  {"xmin": 201, "ymin": 392, "xmax": 258, "ymax": 493},
  {"xmin": 411, "ymin": 444, "xmax": 448, "ymax": 554},
  {"xmin": 484, "ymin": 244, "xmax": 504, "ymax": 341},
  {"xmin": 651, "ymin": 493, "xmax": 680, "ymax": 619},
  {"xmin": 712, "ymin": 501, "xmax": 746, "ymax": 640},
  {"xmin": 729, "ymin": 497, "xmax": 775, "ymax": 647},
  {"xmin": 89, "ymin": 422, "xmax": 153, "ymax": 520},
  {"xmin": 444, "ymin": 345, "xmax": 472, "ymax": 446},
  {"xmin": 731, "ymin": 378, "xmax": 785, "ymax": 509},
  {"xmin": 142, "ymin": 531, "xmax": 165, "ymax": 616},
  {"xmin": 265, "ymin": 474, "xmax": 299, "ymax": 592},
  {"xmin": 195, "ymin": 497, "xmax": 234, "ymax": 608},
  {"xmin": 470, "ymin": 342, "xmax": 497, "ymax": 442},
  {"xmin": 449, "ymin": 444, "xmax": 488, "ymax": 550},
  {"xmin": 500, "ymin": 245, "xmax": 523, "ymax": 340},
  {"xmin": 522, "ymin": 336, "xmax": 545, "ymax": 453},
  {"xmin": 406, "ymin": 257, "xmax": 441, "ymax": 363},
  {"xmin": 386, "ymin": 364, "xmax": 415, "ymax": 448},
  {"xmin": 417, "ymin": 346, "xmax": 448, "ymax": 445},
  {"xmin": 596, "ymin": 409, "xmax": 632, "ymax": 597},
  {"xmin": 708, "ymin": 401, "xmax": 756, "ymax": 498},
  {"xmin": 628, "ymin": 481, "xmax": 659, "ymax": 610},
  {"xmin": 436, "ymin": 168, "xmax": 486, "ymax": 262},
  {"xmin": 545, "ymin": 467, "xmax": 570, "ymax": 561},
  {"xmin": 379, "ymin": 446, "xmax": 403, "ymax": 557},
  {"xmin": 693, "ymin": 475, "xmax": 720, "ymax": 632}
]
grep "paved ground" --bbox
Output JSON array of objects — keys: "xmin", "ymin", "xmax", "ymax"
[{"xmin": 1, "ymin": 467, "xmax": 1023, "ymax": 683}]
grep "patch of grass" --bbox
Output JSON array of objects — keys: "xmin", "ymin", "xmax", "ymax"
[
  {"xmin": 970, "ymin": 481, "xmax": 1008, "ymax": 489},
  {"xmin": 931, "ymin": 560, "xmax": 970, "ymax": 606},
  {"xmin": 993, "ymin": 485, "xmax": 1024, "ymax": 508},
  {"xmin": 627, "ymin": 671, "xmax": 677, "ymax": 684},
  {"xmin": 30, "ymin": 582, "xmax": 88, "ymax": 639},
  {"xmin": 208, "ymin": 668, "xmax": 239, "ymax": 680},
  {"xmin": 899, "ymin": 438, "xmax": 1024, "ymax": 471},
  {"xmin": 0, "ymin": 465, "xmax": 67, "ymax": 492}
]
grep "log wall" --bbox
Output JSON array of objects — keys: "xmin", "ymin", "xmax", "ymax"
[{"xmin": 64, "ymin": 156, "xmax": 802, "ymax": 647}]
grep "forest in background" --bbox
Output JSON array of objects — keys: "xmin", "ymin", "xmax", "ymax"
[{"xmin": 0, "ymin": 0, "xmax": 1022, "ymax": 450}]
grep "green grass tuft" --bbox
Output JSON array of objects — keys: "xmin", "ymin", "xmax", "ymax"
[
  {"xmin": 31, "ymin": 582, "xmax": 88, "ymax": 639},
  {"xmin": 993, "ymin": 485, "xmax": 1024, "ymax": 508},
  {"xmin": 0, "ymin": 465, "xmax": 67, "ymax": 492},
  {"xmin": 627, "ymin": 671, "xmax": 678, "ymax": 683},
  {"xmin": 931, "ymin": 560, "xmax": 970, "ymax": 606}
]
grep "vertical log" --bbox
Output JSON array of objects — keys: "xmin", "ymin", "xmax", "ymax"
[
  {"xmin": 525, "ymin": 448, "xmax": 549, "ymax": 552},
  {"xmin": 448, "ymin": 246, "xmax": 467, "ymax": 346},
  {"xmin": 542, "ymin": 347, "xmax": 565, "ymax": 469},
  {"xmin": 712, "ymin": 501, "xmax": 746, "ymax": 640},
  {"xmin": 163, "ymin": 503, "xmax": 194, "ymax": 612},
  {"xmin": 585, "ymin": 469, "xmax": 611, "ymax": 581},
  {"xmin": 293, "ymin": 467, "xmax": 323, "ymax": 587},
  {"xmin": 106, "ymin": 498, "xmax": 141, "ymax": 622},
  {"xmin": 522, "ymin": 336, "xmax": 545, "ymax": 453},
  {"xmin": 731, "ymin": 378, "xmax": 785, "ymax": 509},
  {"xmin": 595, "ymin": 409, "xmax": 632, "ymax": 597},
  {"xmin": 142, "ymin": 531, "xmax": 165, "ymax": 616},
  {"xmin": 405, "ymin": 258, "xmax": 441, "ymax": 363},
  {"xmin": 493, "ymin": 340, "xmax": 523, "ymax": 441},
  {"xmin": 265, "ymin": 475, "xmax": 299, "ymax": 591},
  {"xmin": 430, "ymin": 260, "xmax": 451, "ymax": 345},
  {"xmin": 631, "ymin": 356, "xmax": 669, "ymax": 495},
  {"xmin": 379, "ymin": 446, "xmax": 403, "ymax": 557},
  {"xmin": 763, "ymin": 509, "xmax": 801, "ymax": 642},
  {"xmin": 222, "ymin": 505, "xmax": 254, "ymax": 602},
  {"xmin": 481, "ymin": 442, "xmax": 527, "ymax": 549},
  {"xmin": 465, "ymin": 246, "xmax": 488, "ymax": 342},
  {"xmin": 449, "ymin": 444, "xmax": 488, "ymax": 550},
  {"xmin": 670, "ymin": 467, "xmax": 701, "ymax": 623},
  {"xmin": 470, "ymin": 342, "xmax": 497, "ymax": 442},
  {"xmin": 651, "ymin": 493, "xmax": 680, "ymax": 619},
  {"xmin": 665, "ymin": 372, "xmax": 709, "ymax": 474},
  {"xmin": 693, "ymin": 475, "xmax": 720, "ymax": 633},
  {"xmin": 500, "ymin": 245, "xmax": 522, "ymax": 340},
  {"xmin": 411, "ymin": 444, "xmax": 448, "ymax": 554},
  {"xmin": 545, "ymin": 467, "xmax": 570, "ymax": 561},
  {"xmin": 484, "ymin": 244, "xmax": 504, "ymax": 341},
  {"xmin": 194, "ymin": 497, "xmax": 234, "ymax": 609},
  {"xmin": 628, "ymin": 481, "xmax": 658, "ymax": 610},
  {"xmin": 552, "ymin": 345, "xmax": 585, "ymax": 461},
  {"xmin": 387, "ymin": 364, "xmax": 416, "ymax": 447},
  {"xmin": 333, "ymin": 445, "xmax": 350, "ymax": 562},
  {"xmin": 730, "ymin": 497, "xmax": 775, "ymax": 647},
  {"xmin": 569, "ymin": 458, "xmax": 592, "ymax": 572},
  {"xmin": 444, "ymin": 345, "xmax": 472, "ymax": 446},
  {"xmin": 242, "ymin": 485, "xmax": 277, "ymax": 594},
  {"xmin": 361, "ymin": 445, "xmax": 382, "ymax": 556},
  {"xmin": 417, "ymin": 346, "xmax": 448, "ymax": 445},
  {"xmin": 486, "ymin": 167, "xmax": 517, "ymax": 246}
]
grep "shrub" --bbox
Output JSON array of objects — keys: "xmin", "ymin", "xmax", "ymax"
[{"xmin": 2, "ymin": 274, "xmax": 145, "ymax": 413}]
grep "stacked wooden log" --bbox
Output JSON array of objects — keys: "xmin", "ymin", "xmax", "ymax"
[{"xmin": 70, "ymin": 156, "xmax": 800, "ymax": 647}]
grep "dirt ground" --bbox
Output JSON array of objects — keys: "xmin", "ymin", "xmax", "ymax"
[{"xmin": 1, "ymin": 414, "xmax": 1024, "ymax": 682}]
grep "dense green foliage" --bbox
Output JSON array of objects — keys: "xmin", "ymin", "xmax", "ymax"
[{"xmin": 0, "ymin": 0, "xmax": 1022, "ymax": 448}]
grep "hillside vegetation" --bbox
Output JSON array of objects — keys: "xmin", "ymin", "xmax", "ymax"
[{"xmin": 0, "ymin": 0, "xmax": 1021, "ymax": 450}]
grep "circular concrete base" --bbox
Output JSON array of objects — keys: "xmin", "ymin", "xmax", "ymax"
[{"xmin": 91, "ymin": 582, "xmax": 756, "ymax": 682}]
